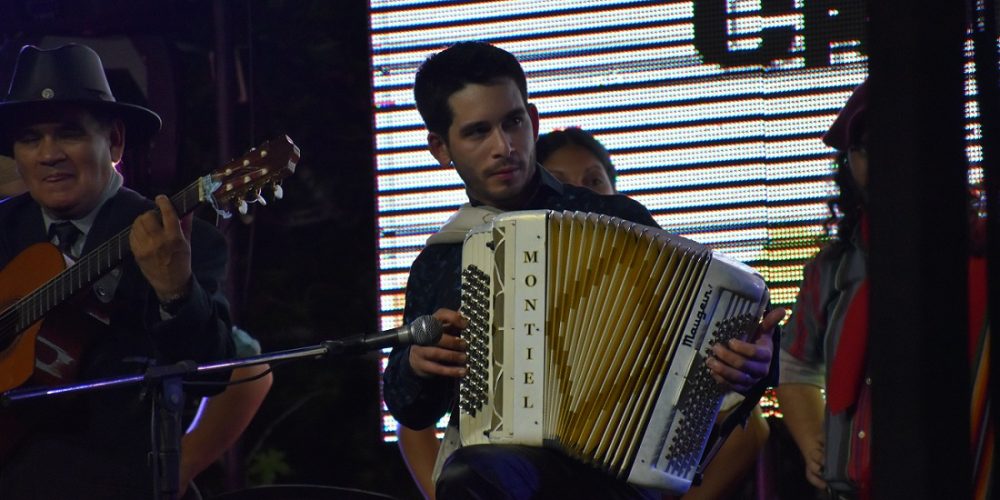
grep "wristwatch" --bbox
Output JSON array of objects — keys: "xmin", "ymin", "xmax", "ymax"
[{"xmin": 158, "ymin": 292, "xmax": 189, "ymax": 316}]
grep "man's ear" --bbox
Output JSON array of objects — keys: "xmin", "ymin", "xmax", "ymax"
[
  {"xmin": 528, "ymin": 103, "xmax": 540, "ymax": 142},
  {"xmin": 108, "ymin": 119, "xmax": 126, "ymax": 164},
  {"xmin": 427, "ymin": 132, "xmax": 452, "ymax": 168}
]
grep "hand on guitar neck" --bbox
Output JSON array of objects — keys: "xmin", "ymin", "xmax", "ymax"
[
  {"xmin": 0, "ymin": 135, "xmax": 300, "ymax": 395},
  {"xmin": 131, "ymin": 195, "xmax": 195, "ymax": 306}
]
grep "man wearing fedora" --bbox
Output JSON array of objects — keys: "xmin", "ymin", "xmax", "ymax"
[{"xmin": 0, "ymin": 44, "xmax": 234, "ymax": 498}]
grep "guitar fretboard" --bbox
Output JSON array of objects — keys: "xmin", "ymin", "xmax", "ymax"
[
  {"xmin": 0, "ymin": 180, "xmax": 204, "ymax": 342},
  {"xmin": 0, "ymin": 133, "xmax": 299, "ymax": 349}
]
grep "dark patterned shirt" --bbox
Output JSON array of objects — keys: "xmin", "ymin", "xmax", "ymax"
[{"xmin": 383, "ymin": 167, "xmax": 659, "ymax": 428}]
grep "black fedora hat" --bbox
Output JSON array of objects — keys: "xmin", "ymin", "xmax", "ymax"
[{"xmin": 0, "ymin": 43, "xmax": 161, "ymax": 155}]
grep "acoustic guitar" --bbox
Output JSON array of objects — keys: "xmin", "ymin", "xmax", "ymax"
[{"xmin": 0, "ymin": 135, "xmax": 299, "ymax": 395}]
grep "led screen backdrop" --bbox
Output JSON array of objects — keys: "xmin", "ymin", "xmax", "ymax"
[{"xmin": 369, "ymin": 0, "xmax": 983, "ymax": 440}]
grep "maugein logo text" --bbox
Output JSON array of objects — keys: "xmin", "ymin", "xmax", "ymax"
[{"xmin": 682, "ymin": 286, "xmax": 713, "ymax": 348}]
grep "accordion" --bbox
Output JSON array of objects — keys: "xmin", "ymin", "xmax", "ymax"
[{"xmin": 457, "ymin": 210, "xmax": 769, "ymax": 493}]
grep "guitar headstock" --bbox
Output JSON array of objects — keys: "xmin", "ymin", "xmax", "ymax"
[{"xmin": 203, "ymin": 135, "xmax": 300, "ymax": 218}]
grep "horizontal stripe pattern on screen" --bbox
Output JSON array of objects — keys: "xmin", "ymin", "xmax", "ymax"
[{"xmin": 370, "ymin": 0, "xmax": 983, "ymax": 440}]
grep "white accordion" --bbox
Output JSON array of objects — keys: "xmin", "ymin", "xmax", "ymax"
[{"xmin": 458, "ymin": 210, "xmax": 769, "ymax": 493}]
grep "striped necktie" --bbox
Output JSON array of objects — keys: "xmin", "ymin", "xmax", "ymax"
[{"xmin": 49, "ymin": 221, "xmax": 81, "ymax": 258}]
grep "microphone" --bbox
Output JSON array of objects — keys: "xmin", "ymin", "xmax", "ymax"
[{"xmin": 324, "ymin": 315, "xmax": 443, "ymax": 355}]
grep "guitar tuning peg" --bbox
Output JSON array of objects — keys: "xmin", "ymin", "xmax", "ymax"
[
  {"xmin": 250, "ymin": 187, "xmax": 266, "ymax": 206},
  {"xmin": 238, "ymin": 199, "xmax": 249, "ymax": 215},
  {"xmin": 272, "ymin": 184, "xmax": 283, "ymax": 200}
]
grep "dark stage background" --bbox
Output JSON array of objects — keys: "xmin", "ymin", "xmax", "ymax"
[
  {"xmin": 0, "ymin": 0, "xmax": 408, "ymax": 498},
  {"xmin": 0, "ymin": 1, "xmax": 992, "ymax": 499}
]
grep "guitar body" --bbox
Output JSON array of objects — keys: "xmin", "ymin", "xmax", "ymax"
[
  {"xmin": 0, "ymin": 243, "xmax": 86, "ymax": 463},
  {"xmin": 0, "ymin": 242, "xmax": 66, "ymax": 392},
  {"xmin": 0, "ymin": 246, "xmax": 116, "ymax": 461}
]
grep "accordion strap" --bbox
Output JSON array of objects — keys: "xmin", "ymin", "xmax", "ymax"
[{"xmin": 426, "ymin": 204, "xmax": 503, "ymax": 245}]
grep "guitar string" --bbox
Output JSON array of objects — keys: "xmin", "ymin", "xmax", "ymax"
[{"xmin": 0, "ymin": 183, "xmax": 202, "ymax": 342}]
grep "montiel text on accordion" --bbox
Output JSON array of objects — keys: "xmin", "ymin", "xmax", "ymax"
[{"xmin": 457, "ymin": 209, "xmax": 769, "ymax": 493}]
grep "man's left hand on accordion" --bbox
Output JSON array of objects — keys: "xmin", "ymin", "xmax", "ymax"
[{"xmin": 707, "ymin": 307, "xmax": 786, "ymax": 394}]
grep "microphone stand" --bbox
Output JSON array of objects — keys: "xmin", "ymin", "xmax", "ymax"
[{"xmin": 1, "ymin": 340, "xmax": 360, "ymax": 500}]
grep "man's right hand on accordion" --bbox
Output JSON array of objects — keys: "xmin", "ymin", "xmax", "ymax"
[{"xmin": 707, "ymin": 307, "xmax": 786, "ymax": 393}]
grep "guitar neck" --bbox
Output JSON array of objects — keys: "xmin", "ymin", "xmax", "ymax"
[
  {"xmin": 2, "ymin": 133, "xmax": 299, "ymax": 345},
  {"xmin": 4, "ymin": 179, "xmax": 206, "ymax": 335}
]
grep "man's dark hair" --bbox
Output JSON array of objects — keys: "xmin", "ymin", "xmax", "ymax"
[
  {"xmin": 826, "ymin": 151, "xmax": 863, "ymax": 244},
  {"xmin": 413, "ymin": 41, "xmax": 528, "ymax": 139},
  {"xmin": 536, "ymin": 127, "xmax": 617, "ymax": 188}
]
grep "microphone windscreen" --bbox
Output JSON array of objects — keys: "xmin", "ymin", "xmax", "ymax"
[{"xmin": 410, "ymin": 315, "xmax": 443, "ymax": 346}]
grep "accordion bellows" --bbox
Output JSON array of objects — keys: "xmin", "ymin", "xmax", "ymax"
[{"xmin": 458, "ymin": 210, "xmax": 769, "ymax": 493}]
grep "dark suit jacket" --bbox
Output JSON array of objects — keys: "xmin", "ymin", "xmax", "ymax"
[{"xmin": 0, "ymin": 187, "xmax": 234, "ymax": 499}]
